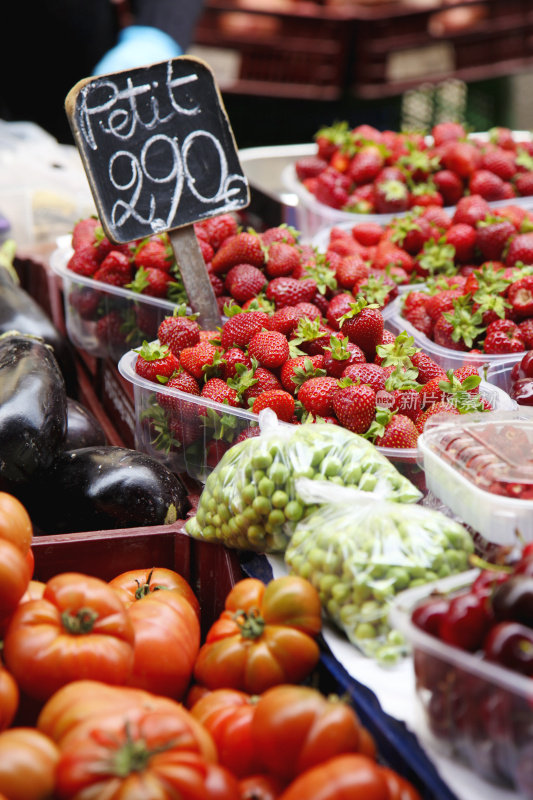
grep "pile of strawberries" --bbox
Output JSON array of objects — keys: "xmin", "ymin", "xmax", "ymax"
[
  {"xmin": 133, "ymin": 265, "xmax": 495, "ymax": 461},
  {"xmin": 294, "ymin": 121, "xmax": 533, "ymax": 214}
]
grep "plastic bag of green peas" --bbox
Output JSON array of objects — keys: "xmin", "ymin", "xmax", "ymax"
[
  {"xmin": 285, "ymin": 481, "xmax": 474, "ymax": 663},
  {"xmin": 185, "ymin": 411, "xmax": 422, "ymax": 553}
]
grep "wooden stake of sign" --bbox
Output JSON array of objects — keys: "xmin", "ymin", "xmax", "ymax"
[{"xmin": 65, "ymin": 56, "xmax": 251, "ymax": 329}]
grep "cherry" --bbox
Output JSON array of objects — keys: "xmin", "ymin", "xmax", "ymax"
[
  {"xmin": 490, "ymin": 574, "xmax": 533, "ymax": 627},
  {"xmin": 411, "ymin": 595, "xmax": 450, "ymax": 636},
  {"xmin": 510, "ymin": 377, "xmax": 533, "ymax": 406},
  {"xmin": 484, "ymin": 621, "xmax": 533, "ymax": 675},
  {"xmin": 439, "ymin": 590, "xmax": 493, "ymax": 651},
  {"xmin": 472, "ymin": 568, "xmax": 510, "ymax": 599},
  {"xmin": 514, "ymin": 554, "xmax": 533, "ymax": 576},
  {"xmin": 520, "ymin": 349, "xmax": 533, "ymax": 379}
]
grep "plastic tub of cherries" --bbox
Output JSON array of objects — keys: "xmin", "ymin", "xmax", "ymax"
[
  {"xmin": 485, "ymin": 349, "xmax": 533, "ymax": 416},
  {"xmin": 390, "ymin": 550, "xmax": 533, "ymax": 798}
]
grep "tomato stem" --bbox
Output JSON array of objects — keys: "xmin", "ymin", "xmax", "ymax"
[
  {"xmin": 61, "ymin": 606, "xmax": 99, "ymax": 634},
  {"xmin": 111, "ymin": 724, "xmax": 173, "ymax": 776},
  {"xmin": 233, "ymin": 607, "xmax": 265, "ymax": 639}
]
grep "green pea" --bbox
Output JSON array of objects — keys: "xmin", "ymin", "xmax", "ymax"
[
  {"xmin": 354, "ymin": 622, "xmax": 376, "ymax": 640},
  {"xmin": 268, "ymin": 509, "xmax": 286, "ymax": 527},
  {"xmin": 284, "ymin": 500, "xmax": 304, "ymax": 522},
  {"xmin": 252, "ymin": 496, "xmax": 271, "ymax": 516},
  {"xmin": 258, "ymin": 477, "xmax": 275, "ymax": 497},
  {"xmin": 358, "ymin": 473, "xmax": 377, "ymax": 491},
  {"xmin": 251, "ymin": 452, "xmax": 273, "ymax": 470},
  {"xmin": 241, "ymin": 484, "xmax": 257, "ymax": 505},
  {"xmin": 271, "ymin": 490, "xmax": 289, "ymax": 509},
  {"xmin": 268, "ymin": 462, "xmax": 290, "ymax": 485},
  {"xmin": 320, "ymin": 457, "xmax": 342, "ymax": 477}
]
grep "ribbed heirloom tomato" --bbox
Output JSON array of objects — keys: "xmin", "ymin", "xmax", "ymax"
[
  {"xmin": 193, "ymin": 576, "xmax": 322, "ymax": 694},
  {"xmin": 278, "ymin": 754, "xmax": 393, "ymax": 800},
  {"xmin": 0, "ymin": 727, "xmax": 60, "ymax": 800},
  {"xmin": 3, "ymin": 572, "xmax": 136, "ymax": 701},
  {"xmin": 0, "ymin": 665, "xmax": 18, "ymax": 731},
  {"xmin": 109, "ymin": 566, "xmax": 200, "ymax": 618}
]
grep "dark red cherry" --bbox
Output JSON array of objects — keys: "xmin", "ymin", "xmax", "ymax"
[
  {"xmin": 439, "ymin": 591, "xmax": 493, "ymax": 651},
  {"xmin": 510, "ymin": 378, "xmax": 533, "ymax": 406},
  {"xmin": 472, "ymin": 569, "xmax": 510, "ymax": 599},
  {"xmin": 484, "ymin": 621, "xmax": 533, "ymax": 675},
  {"xmin": 519, "ymin": 350, "xmax": 533, "ymax": 379},
  {"xmin": 411, "ymin": 596, "xmax": 450, "ymax": 636},
  {"xmin": 491, "ymin": 574, "xmax": 533, "ymax": 627}
]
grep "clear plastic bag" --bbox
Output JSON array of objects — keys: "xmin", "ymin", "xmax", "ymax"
[
  {"xmin": 185, "ymin": 411, "xmax": 422, "ymax": 553},
  {"xmin": 285, "ymin": 484, "xmax": 474, "ymax": 663}
]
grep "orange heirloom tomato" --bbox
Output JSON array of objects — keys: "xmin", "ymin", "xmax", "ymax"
[
  {"xmin": 3, "ymin": 572, "xmax": 135, "ymax": 701},
  {"xmin": 125, "ymin": 590, "xmax": 200, "ymax": 699},
  {"xmin": 0, "ymin": 538, "xmax": 32, "ymax": 619},
  {"xmin": 193, "ymin": 576, "xmax": 322, "ymax": 694},
  {"xmin": 238, "ymin": 774, "xmax": 286, "ymax": 800},
  {"xmin": 54, "ymin": 713, "xmax": 241, "ymax": 800},
  {"xmin": 0, "ymin": 666, "xmax": 18, "ymax": 731},
  {"xmin": 0, "ymin": 492, "xmax": 33, "ymax": 554},
  {"xmin": 190, "ymin": 688, "xmax": 262, "ymax": 778},
  {"xmin": 0, "ymin": 727, "xmax": 60, "ymax": 800},
  {"xmin": 109, "ymin": 566, "xmax": 200, "ymax": 618},
  {"xmin": 277, "ymin": 754, "xmax": 390, "ymax": 800},
  {"xmin": 251, "ymin": 684, "xmax": 370, "ymax": 782}
]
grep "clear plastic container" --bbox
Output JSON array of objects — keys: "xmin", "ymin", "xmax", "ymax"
[
  {"xmin": 417, "ymin": 410, "xmax": 533, "ymax": 545},
  {"xmin": 386, "ymin": 295, "xmax": 526, "ymax": 372},
  {"xmin": 389, "ymin": 569, "xmax": 533, "ymax": 798},
  {"xmin": 50, "ymin": 238, "xmax": 180, "ymax": 362}
]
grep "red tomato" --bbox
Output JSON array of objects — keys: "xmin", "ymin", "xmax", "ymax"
[
  {"xmin": 109, "ymin": 566, "xmax": 200, "ymax": 618},
  {"xmin": 251, "ymin": 684, "xmax": 369, "ymax": 782},
  {"xmin": 54, "ymin": 714, "xmax": 240, "ymax": 800},
  {"xmin": 0, "ymin": 538, "xmax": 32, "ymax": 619},
  {"xmin": 238, "ymin": 774, "xmax": 286, "ymax": 800},
  {"xmin": 3, "ymin": 572, "xmax": 135, "ymax": 701},
  {"xmin": 380, "ymin": 767, "xmax": 422, "ymax": 799},
  {"xmin": 190, "ymin": 688, "xmax": 261, "ymax": 778},
  {"xmin": 0, "ymin": 492, "xmax": 33, "ymax": 554},
  {"xmin": 125, "ymin": 589, "xmax": 200, "ymax": 699},
  {"xmin": 194, "ymin": 576, "xmax": 322, "ymax": 694},
  {"xmin": 277, "ymin": 754, "xmax": 390, "ymax": 800},
  {"xmin": 0, "ymin": 727, "xmax": 59, "ymax": 800},
  {"xmin": 0, "ymin": 666, "xmax": 18, "ymax": 731}
]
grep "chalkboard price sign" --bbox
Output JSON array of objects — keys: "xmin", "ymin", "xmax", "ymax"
[{"xmin": 65, "ymin": 56, "xmax": 250, "ymax": 245}]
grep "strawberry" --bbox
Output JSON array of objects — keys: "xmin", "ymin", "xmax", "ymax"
[
  {"xmin": 158, "ymin": 310, "xmax": 201, "ymax": 356},
  {"xmin": 295, "ymin": 155, "xmax": 329, "ymax": 181},
  {"xmin": 264, "ymin": 241, "xmax": 301, "ymax": 278},
  {"xmin": 348, "ymin": 145, "xmax": 385, "ymax": 185},
  {"xmin": 198, "ymin": 237, "xmax": 215, "ymax": 263},
  {"xmin": 483, "ymin": 320, "xmax": 525, "ymax": 354},
  {"xmin": 335, "ymin": 254, "xmax": 369, "ymax": 289},
  {"xmin": 127, "ymin": 266, "xmax": 172, "ymax": 298},
  {"xmin": 71, "ymin": 216, "xmax": 100, "ymax": 249},
  {"xmin": 157, "ymin": 371, "xmax": 201, "ymax": 415},
  {"xmin": 202, "ymin": 213, "xmax": 239, "ymax": 250},
  {"xmin": 248, "ymin": 330, "xmax": 290, "ymax": 369},
  {"xmin": 425, "ymin": 289, "xmax": 463, "ymax": 323},
  {"xmin": 267, "ymin": 306, "xmax": 301, "ymax": 336},
  {"xmin": 475, "ymin": 217, "xmax": 515, "ymax": 262},
  {"xmin": 134, "ymin": 235, "xmax": 173, "ymax": 272},
  {"xmin": 298, "ymin": 376, "xmax": 340, "ymax": 417},
  {"xmin": 469, "ymin": 170, "xmax": 507, "ymax": 202},
  {"xmin": 243, "ymin": 366, "xmax": 282, "ymax": 404},
  {"xmin": 201, "ymin": 377, "xmax": 240, "ymax": 407},
  {"xmin": 441, "ymin": 141, "xmax": 482, "ymax": 178},
  {"xmin": 95, "ymin": 311, "xmax": 128, "ymax": 348},
  {"xmin": 134, "ymin": 340, "xmax": 180, "ymax": 383},
  {"xmin": 403, "ymin": 305, "xmax": 433, "ymax": 337},
  {"xmin": 67, "ymin": 243, "xmax": 101, "ymax": 277},
  {"xmin": 341, "ymin": 362, "xmax": 387, "ymax": 393},
  {"xmin": 224, "ymin": 264, "xmax": 266, "ymax": 302},
  {"xmin": 280, "ymin": 354, "xmax": 325, "ymax": 393},
  {"xmin": 252, "ymin": 389, "xmax": 295, "ymax": 422},
  {"xmin": 314, "ymin": 167, "xmax": 351, "ymax": 209},
  {"xmin": 339, "ymin": 299, "xmax": 384, "ymax": 360},
  {"xmin": 415, "ymin": 401, "xmax": 461, "ymax": 434},
  {"xmin": 265, "ymin": 277, "xmax": 317, "ymax": 309},
  {"xmin": 515, "ymin": 172, "xmax": 533, "ymax": 197},
  {"xmin": 410, "ymin": 351, "xmax": 447, "ymax": 383},
  {"xmin": 432, "ymin": 170, "xmax": 464, "ymax": 206},
  {"xmin": 432, "ymin": 121, "xmax": 466, "ymax": 145},
  {"xmin": 210, "ymin": 231, "xmax": 265, "ymax": 274},
  {"xmin": 222, "ymin": 348, "xmax": 253, "ymax": 380},
  {"xmin": 507, "ymin": 275, "xmax": 533, "ymax": 318},
  {"xmin": 373, "ymin": 241, "xmax": 414, "ymax": 274},
  {"xmin": 480, "ymin": 148, "xmax": 516, "ymax": 181},
  {"xmin": 387, "ymin": 388, "xmax": 423, "ymax": 422},
  {"xmin": 373, "ymin": 179, "xmax": 409, "ymax": 214},
  {"xmin": 445, "ymin": 223, "xmax": 477, "ymax": 263},
  {"xmin": 452, "ymin": 195, "xmax": 491, "ymax": 227},
  {"xmin": 261, "ymin": 224, "xmax": 298, "ymax": 247},
  {"xmin": 351, "ymin": 222, "xmax": 383, "ymax": 247},
  {"xmin": 408, "ymin": 183, "xmax": 444, "ymax": 209},
  {"xmin": 68, "ymin": 287, "xmax": 101, "ymax": 320},
  {"xmin": 179, "ymin": 342, "xmax": 223, "ymax": 382},
  {"xmin": 220, "ymin": 310, "xmax": 271, "ymax": 350},
  {"xmin": 433, "ymin": 314, "xmax": 469, "ymax": 351},
  {"xmin": 519, "ymin": 318, "xmax": 533, "ymax": 348},
  {"xmin": 322, "ymin": 335, "xmax": 366, "ymax": 378},
  {"xmin": 293, "ymin": 301, "xmax": 322, "ymax": 321},
  {"xmin": 374, "ymin": 413, "xmax": 419, "ymax": 448},
  {"xmin": 505, "ymin": 232, "xmax": 533, "ymax": 267},
  {"xmin": 326, "ymin": 293, "xmax": 356, "ymax": 330},
  {"xmin": 332, "ymin": 383, "xmax": 376, "ymax": 434}
]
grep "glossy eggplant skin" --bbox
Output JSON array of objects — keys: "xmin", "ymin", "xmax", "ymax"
[
  {"xmin": 66, "ymin": 398, "xmax": 107, "ymax": 450},
  {"xmin": 0, "ymin": 331, "xmax": 68, "ymax": 491},
  {"xmin": 0, "ymin": 276, "xmax": 78, "ymax": 395},
  {"xmin": 30, "ymin": 446, "xmax": 189, "ymax": 535}
]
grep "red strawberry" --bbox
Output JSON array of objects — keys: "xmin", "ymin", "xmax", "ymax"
[
  {"xmin": 293, "ymin": 301, "xmax": 322, "ymax": 321},
  {"xmin": 179, "ymin": 342, "xmax": 223, "ymax": 381},
  {"xmin": 127, "ymin": 266, "xmax": 172, "ymax": 298},
  {"xmin": 243, "ymin": 367, "xmax": 282, "ymax": 404},
  {"xmin": 415, "ymin": 401, "xmax": 461, "ymax": 434},
  {"xmin": 432, "ymin": 121, "xmax": 467, "ymax": 145},
  {"xmin": 441, "ymin": 141, "xmax": 482, "ymax": 178},
  {"xmin": 332, "ymin": 383, "xmax": 376, "ymax": 434},
  {"xmin": 515, "ymin": 172, "xmax": 533, "ymax": 197},
  {"xmin": 322, "ymin": 336, "xmax": 366, "ymax": 378},
  {"xmin": 280, "ymin": 354, "xmax": 325, "ymax": 393},
  {"xmin": 265, "ymin": 241, "xmax": 301, "ymax": 278},
  {"xmin": 475, "ymin": 217, "xmax": 516, "ymax": 262},
  {"xmin": 314, "ymin": 167, "xmax": 351, "ymax": 209},
  {"xmin": 298, "ymin": 376, "xmax": 340, "ymax": 417},
  {"xmin": 342, "ymin": 362, "xmax": 387, "ymax": 393},
  {"xmin": 373, "ymin": 179, "xmax": 409, "ymax": 214},
  {"xmin": 507, "ymin": 275, "xmax": 533, "ymax": 318},
  {"xmin": 518, "ymin": 318, "xmax": 533, "ymax": 348},
  {"xmin": 202, "ymin": 213, "xmax": 239, "ymax": 250},
  {"xmin": 134, "ymin": 340, "xmax": 180, "ymax": 383},
  {"xmin": 71, "ymin": 216, "xmax": 100, "ymax": 249},
  {"xmin": 134, "ymin": 236, "xmax": 173, "ymax": 272},
  {"xmin": 198, "ymin": 237, "xmax": 215, "ymax": 263},
  {"xmin": 445, "ymin": 223, "xmax": 477, "ymax": 263},
  {"xmin": 410, "ymin": 351, "xmax": 447, "ymax": 383},
  {"xmin": 480, "ymin": 149, "xmax": 516, "ymax": 181},
  {"xmin": 67, "ymin": 243, "xmax": 101, "ymax": 277},
  {"xmin": 452, "ymin": 195, "xmax": 491, "ymax": 227},
  {"xmin": 201, "ymin": 377, "xmax": 240, "ymax": 407},
  {"xmin": 158, "ymin": 311, "xmax": 201, "ymax": 356},
  {"xmin": 348, "ymin": 146, "xmax": 385, "ymax": 185},
  {"xmin": 95, "ymin": 311, "xmax": 128, "ymax": 348},
  {"xmin": 220, "ymin": 311, "xmax": 271, "ymax": 350},
  {"xmin": 375, "ymin": 413, "xmax": 419, "ymax": 448},
  {"xmin": 295, "ymin": 155, "xmax": 329, "ymax": 181},
  {"xmin": 225, "ymin": 263, "xmax": 266, "ymax": 302},
  {"xmin": 248, "ymin": 330, "xmax": 290, "ymax": 369},
  {"xmin": 351, "ymin": 222, "xmax": 383, "ymax": 247},
  {"xmin": 339, "ymin": 300, "xmax": 384, "ymax": 360},
  {"xmin": 484, "ymin": 320, "xmax": 525, "ymax": 354},
  {"xmin": 222, "ymin": 348, "xmax": 252, "ymax": 380},
  {"xmin": 432, "ymin": 170, "xmax": 464, "ymax": 206},
  {"xmin": 403, "ymin": 305, "xmax": 433, "ymax": 338},
  {"xmin": 157, "ymin": 371, "xmax": 201, "ymax": 415},
  {"xmin": 425, "ymin": 289, "xmax": 463, "ymax": 323},
  {"xmin": 265, "ymin": 277, "xmax": 317, "ymax": 309},
  {"xmin": 267, "ymin": 306, "xmax": 301, "ymax": 336},
  {"xmin": 252, "ymin": 389, "xmax": 295, "ymax": 422},
  {"xmin": 326, "ymin": 293, "xmax": 356, "ymax": 330},
  {"xmin": 469, "ymin": 170, "xmax": 507, "ymax": 202},
  {"xmin": 211, "ymin": 231, "xmax": 265, "ymax": 274},
  {"xmin": 68, "ymin": 287, "xmax": 101, "ymax": 320},
  {"xmin": 505, "ymin": 232, "xmax": 533, "ymax": 267},
  {"xmin": 260, "ymin": 225, "xmax": 298, "ymax": 247},
  {"xmin": 335, "ymin": 254, "xmax": 369, "ymax": 289},
  {"xmin": 433, "ymin": 314, "xmax": 469, "ymax": 351}
]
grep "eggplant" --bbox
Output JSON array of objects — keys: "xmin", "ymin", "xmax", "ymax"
[
  {"xmin": 29, "ymin": 446, "xmax": 189, "ymax": 535},
  {"xmin": 66, "ymin": 397, "xmax": 107, "ymax": 450},
  {"xmin": 0, "ymin": 262, "xmax": 78, "ymax": 395},
  {"xmin": 0, "ymin": 331, "xmax": 68, "ymax": 494}
]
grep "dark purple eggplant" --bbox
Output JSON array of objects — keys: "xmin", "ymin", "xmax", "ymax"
[
  {"xmin": 30, "ymin": 446, "xmax": 188, "ymax": 535},
  {"xmin": 0, "ymin": 265, "xmax": 78, "ymax": 395},
  {"xmin": 66, "ymin": 397, "xmax": 107, "ymax": 450},
  {"xmin": 0, "ymin": 330, "xmax": 68, "ymax": 493}
]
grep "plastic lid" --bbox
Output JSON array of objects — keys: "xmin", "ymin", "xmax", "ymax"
[{"xmin": 421, "ymin": 411, "xmax": 533, "ymax": 499}]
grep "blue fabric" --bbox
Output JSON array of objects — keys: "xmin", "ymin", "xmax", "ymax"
[{"xmin": 93, "ymin": 25, "xmax": 182, "ymax": 75}]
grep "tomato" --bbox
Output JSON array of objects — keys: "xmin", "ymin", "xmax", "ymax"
[
  {"xmin": 125, "ymin": 590, "xmax": 200, "ymax": 699},
  {"xmin": 251, "ymin": 684, "xmax": 369, "ymax": 782},
  {"xmin": 0, "ymin": 538, "xmax": 32, "ymax": 619},
  {"xmin": 190, "ymin": 688, "xmax": 261, "ymax": 778},
  {"xmin": 185, "ymin": 683, "xmax": 211, "ymax": 708},
  {"xmin": 0, "ymin": 492, "xmax": 33, "ymax": 554},
  {"xmin": 238, "ymin": 774, "xmax": 286, "ymax": 800},
  {"xmin": 0, "ymin": 666, "xmax": 18, "ymax": 731},
  {"xmin": 25, "ymin": 547, "xmax": 35, "ymax": 579},
  {"xmin": 380, "ymin": 767, "xmax": 422, "ymax": 800},
  {"xmin": 0, "ymin": 727, "xmax": 59, "ymax": 800},
  {"xmin": 277, "ymin": 754, "xmax": 390, "ymax": 800},
  {"xmin": 3, "ymin": 572, "xmax": 135, "ymax": 701},
  {"xmin": 54, "ymin": 714, "xmax": 241, "ymax": 800},
  {"xmin": 109, "ymin": 566, "xmax": 200, "ymax": 618},
  {"xmin": 0, "ymin": 579, "xmax": 46, "ymax": 638},
  {"xmin": 193, "ymin": 576, "xmax": 322, "ymax": 694}
]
